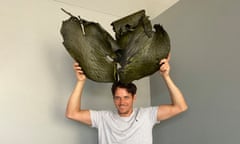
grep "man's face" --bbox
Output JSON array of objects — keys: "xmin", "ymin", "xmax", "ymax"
[{"xmin": 113, "ymin": 87, "xmax": 136, "ymax": 117}]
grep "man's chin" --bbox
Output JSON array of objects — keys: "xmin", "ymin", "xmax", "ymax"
[
  {"xmin": 118, "ymin": 109, "xmax": 132, "ymax": 116},
  {"xmin": 118, "ymin": 111, "xmax": 127, "ymax": 114},
  {"xmin": 118, "ymin": 110, "xmax": 128, "ymax": 115}
]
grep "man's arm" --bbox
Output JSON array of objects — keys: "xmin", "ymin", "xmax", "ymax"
[
  {"xmin": 157, "ymin": 56, "xmax": 188, "ymax": 121},
  {"xmin": 65, "ymin": 63, "xmax": 92, "ymax": 126}
]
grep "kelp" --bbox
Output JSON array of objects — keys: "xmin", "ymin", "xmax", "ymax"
[{"xmin": 60, "ymin": 9, "xmax": 170, "ymax": 83}]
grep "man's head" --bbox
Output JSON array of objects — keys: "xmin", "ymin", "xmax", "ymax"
[{"xmin": 111, "ymin": 82, "xmax": 137, "ymax": 117}]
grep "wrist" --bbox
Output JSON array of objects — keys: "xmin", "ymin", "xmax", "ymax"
[
  {"xmin": 77, "ymin": 79, "xmax": 86, "ymax": 83},
  {"xmin": 162, "ymin": 74, "xmax": 170, "ymax": 80}
]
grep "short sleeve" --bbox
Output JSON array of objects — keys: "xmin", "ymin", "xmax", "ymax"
[
  {"xmin": 90, "ymin": 110, "xmax": 101, "ymax": 128},
  {"xmin": 151, "ymin": 106, "xmax": 161, "ymax": 124},
  {"xmin": 142, "ymin": 107, "xmax": 160, "ymax": 125}
]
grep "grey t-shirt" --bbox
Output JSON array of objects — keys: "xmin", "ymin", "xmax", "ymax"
[{"xmin": 90, "ymin": 107, "xmax": 160, "ymax": 144}]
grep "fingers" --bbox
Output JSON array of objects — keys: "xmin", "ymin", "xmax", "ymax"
[
  {"xmin": 159, "ymin": 54, "xmax": 171, "ymax": 66},
  {"xmin": 159, "ymin": 54, "xmax": 171, "ymax": 64},
  {"xmin": 159, "ymin": 59, "xmax": 168, "ymax": 69},
  {"xmin": 159, "ymin": 57, "xmax": 170, "ymax": 75},
  {"xmin": 160, "ymin": 59, "xmax": 166, "ymax": 66},
  {"xmin": 160, "ymin": 63, "xmax": 169, "ymax": 72},
  {"xmin": 73, "ymin": 62, "xmax": 84, "ymax": 74}
]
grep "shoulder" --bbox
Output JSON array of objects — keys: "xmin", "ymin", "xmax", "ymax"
[
  {"xmin": 136, "ymin": 107, "xmax": 160, "ymax": 124},
  {"xmin": 90, "ymin": 110, "xmax": 114, "ymax": 116},
  {"xmin": 138, "ymin": 106, "xmax": 159, "ymax": 114},
  {"xmin": 90, "ymin": 110, "xmax": 116, "ymax": 128},
  {"xmin": 90, "ymin": 110, "xmax": 116, "ymax": 121}
]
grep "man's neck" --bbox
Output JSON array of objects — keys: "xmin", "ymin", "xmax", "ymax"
[{"xmin": 118, "ymin": 109, "xmax": 133, "ymax": 117}]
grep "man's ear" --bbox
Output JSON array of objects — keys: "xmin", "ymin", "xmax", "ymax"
[{"xmin": 133, "ymin": 94, "xmax": 137, "ymax": 101}]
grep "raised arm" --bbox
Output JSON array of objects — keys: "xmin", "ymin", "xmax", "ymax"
[
  {"xmin": 65, "ymin": 62, "xmax": 92, "ymax": 126},
  {"xmin": 157, "ymin": 56, "xmax": 188, "ymax": 121}
]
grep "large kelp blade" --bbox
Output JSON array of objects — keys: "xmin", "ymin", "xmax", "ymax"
[
  {"xmin": 119, "ymin": 25, "xmax": 170, "ymax": 83},
  {"xmin": 111, "ymin": 10, "xmax": 170, "ymax": 83},
  {"xmin": 60, "ymin": 9, "xmax": 170, "ymax": 83},
  {"xmin": 111, "ymin": 10, "xmax": 152, "ymax": 49},
  {"xmin": 60, "ymin": 15, "xmax": 118, "ymax": 82}
]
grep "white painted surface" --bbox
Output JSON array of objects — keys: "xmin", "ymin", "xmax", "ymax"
[
  {"xmin": 0, "ymin": 0, "xmax": 152, "ymax": 144},
  {"xmin": 55, "ymin": 0, "xmax": 179, "ymax": 19}
]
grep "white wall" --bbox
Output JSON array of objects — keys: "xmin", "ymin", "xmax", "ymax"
[
  {"xmin": 56, "ymin": 0, "xmax": 179, "ymax": 19},
  {"xmin": 151, "ymin": 0, "xmax": 240, "ymax": 144},
  {"xmin": 0, "ymin": 0, "xmax": 150, "ymax": 144}
]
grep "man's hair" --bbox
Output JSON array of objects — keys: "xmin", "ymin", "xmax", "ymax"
[{"xmin": 111, "ymin": 81, "xmax": 137, "ymax": 96}]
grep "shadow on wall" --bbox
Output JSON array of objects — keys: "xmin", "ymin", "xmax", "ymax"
[{"xmin": 43, "ymin": 42, "xmax": 99, "ymax": 144}]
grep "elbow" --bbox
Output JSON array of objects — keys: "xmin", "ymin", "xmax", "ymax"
[
  {"xmin": 65, "ymin": 111, "xmax": 75, "ymax": 120},
  {"xmin": 65, "ymin": 112, "xmax": 71, "ymax": 119},
  {"xmin": 180, "ymin": 104, "xmax": 188, "ymax": 113},
  {"xmin": 175, "ymin": 104, "xmax": 188, "ymax": 114}
]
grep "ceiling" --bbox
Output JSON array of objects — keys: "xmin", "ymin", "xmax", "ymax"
[{"xmin": 55, "ymin": 0, "xmax": 179, "ymax": 19}]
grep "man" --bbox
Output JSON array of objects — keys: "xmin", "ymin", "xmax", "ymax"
[{"xmin": 66, "ymin": 56, "xmax": 188, "ymax": 144}]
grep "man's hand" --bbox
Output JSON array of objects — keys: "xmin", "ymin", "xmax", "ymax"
[
  {"xmin": 73, "ymin": 62, "xmax": 86, "ymax": 82},
  {"xmin": 157, "ymin": 54, "xmax": 188, "ymax": 121},
  {"xmin": 159, "ymin": 55, "xmax": 170, "ymax": 77},
  {"xmin": 65, "ymin": 62, "xmax": 91, "ymax": 126}
]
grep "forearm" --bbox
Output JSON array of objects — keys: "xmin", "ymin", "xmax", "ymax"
[
  {"xmin": 163, "ymin": 75, "xmax": 188, "ymax": 111},
  {"xmin": 157, "ymin": 57, "xmax": 188, "ymax": 120},
  {"xmin": 66, "ymin": 80, "xmax": 86, "ymax": 116}
]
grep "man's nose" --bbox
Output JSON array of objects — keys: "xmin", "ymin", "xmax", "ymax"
[{"xmin": 119, "ymin": 98, "xmax": 125, "ymax": 104}]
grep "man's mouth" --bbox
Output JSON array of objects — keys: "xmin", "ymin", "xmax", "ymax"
[{"xmin": 119, "ymin": 105, "xmax": 127, "ymax": 108}]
